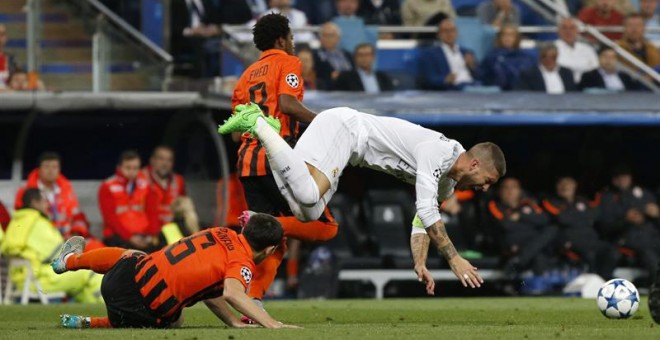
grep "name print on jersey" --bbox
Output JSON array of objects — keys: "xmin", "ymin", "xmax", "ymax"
[
  {"xmin": 249, "ymin": 64, "xmax": 269, "ymax": 80},
  {"xmin": 216, "ymin": 228, "xmax": 235, "ymax": 251}
]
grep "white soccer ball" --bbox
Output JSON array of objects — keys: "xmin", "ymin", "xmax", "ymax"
[{"xmin": 596, "ymin": 279, "xmax": 640, "ymax": 319}]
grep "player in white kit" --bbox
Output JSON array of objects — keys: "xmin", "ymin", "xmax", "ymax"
[{"xmin": 219, "ymin": 103, "xmax": 506, "ymax": 293}]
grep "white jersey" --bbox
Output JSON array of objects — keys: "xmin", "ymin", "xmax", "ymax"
[{"xmin": 346, "ymin": 110, "xmax": 465, "ymax": 228}]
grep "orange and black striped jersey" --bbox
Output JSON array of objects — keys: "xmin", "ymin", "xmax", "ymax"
[
  {"xmin": 133, "ymin": 227, "xmax": 255, "ymax": 318},
  {"xmin": 232, "ymin": 49, "xmax": 304, "ymax": 177}
]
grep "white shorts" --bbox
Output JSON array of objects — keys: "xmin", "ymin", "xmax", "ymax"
[{"xmin": 294, "ymin": 107, "xmax": 362, "ymax": 195}]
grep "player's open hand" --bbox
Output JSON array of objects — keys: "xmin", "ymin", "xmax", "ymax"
[
  {"xmin": 449, "ymin": 256, "xmax": 483, "ymax": 289},
  {"xmin": 414, "ymin": 265, "xmax": 436, "ymax": 296}
]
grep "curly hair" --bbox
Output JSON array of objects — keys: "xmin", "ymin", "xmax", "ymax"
[{"xmin": 253, "ymin": 12, "xmax": 291, "ymax": 51}]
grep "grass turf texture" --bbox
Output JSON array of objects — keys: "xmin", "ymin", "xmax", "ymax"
[{"xmin": 0, "ymin": 297, "xmax": 657, "ymax": 339}]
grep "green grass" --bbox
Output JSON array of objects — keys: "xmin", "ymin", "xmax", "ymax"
[{"xmin": 0, "ymin": 298, "xmax": 657, "ymax": 339}]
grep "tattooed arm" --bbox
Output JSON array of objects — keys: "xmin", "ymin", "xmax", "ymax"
[
  {"xmin": 410, "ymin": 231, "xmax": 434, "ymax": 295},
  {"xmin": 426, "ymin": 220, "xmax": 483, "ymax": 288}
]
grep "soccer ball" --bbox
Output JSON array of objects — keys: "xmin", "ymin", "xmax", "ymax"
[{"xmin": 596, "ymin": 279, "xmax": 640, "ymax": 319}]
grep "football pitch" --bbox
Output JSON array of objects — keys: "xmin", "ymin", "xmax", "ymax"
[{"xmin": 0, "ymin": 297, "xmax": 657, "ymax": 339}]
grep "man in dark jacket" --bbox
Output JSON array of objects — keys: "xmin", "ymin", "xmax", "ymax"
[
  {"xmin": 579, "ymin": 46, "xmax": 642, "ymax": 91},
  {"xmin": 514, "ymin": 43, "xmax": 577, "ymax": 93},
  {"xmin": 334, "ymin": 43, "xmax": 393, "ymax": 92},
  {"xmin": 542, "ymin": 176, "xmax": 619, "ymax": 279},
  {"xmin": 488, "ymin": 177, "xmax": 558, "ymax": 276},
  {"xmin": 313, "ymin": 22, "xmax": 354, "ymax": 90}
]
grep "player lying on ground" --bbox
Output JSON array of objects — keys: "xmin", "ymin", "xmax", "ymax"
[
  {"xmin": 219, "ymin": 103, "xmax": 506, "ymax": 293},
  {"xmin": 51, "ymin": 213, "xmax": 299, "ymax": 329}
]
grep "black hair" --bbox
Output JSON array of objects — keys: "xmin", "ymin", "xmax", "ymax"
[
  {"xmin": 38, "ymin": 151, "xmax": 61, "ymax": 166},
  {"xmin": 597, "ymin": 45, "xmax": 615, "ymax": 56},
  {"xmin": 22, "ymin": 188, "xmax": 43, "ymax": 209},
  {"xmin": 117, "ymin": 150, "xmax": 140, "ymax": 166},
  {"xmin": 353, "ymin": 42, "xmax": 375, "ymax": 55},
  {"xmin": 253, "ymin": 13, "xmax": 291, "ymax": 52},
  {"xmin": 242, "ymin": 213, "xmax": 283, "ymax": 251},
  {"xmin": 611, "ymin": 164, "xmax": 632, "ymax": 177}
]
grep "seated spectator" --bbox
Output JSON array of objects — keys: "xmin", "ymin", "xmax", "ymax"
[
  {"xmin": 14, "ymin": 152, "xmax": 102, "ymax": 249},
  {"xmin": 170, "ymin": 0, "xmax": 222, "ymax": 77},
  {"xmin": 313, "ymin": 22, "xmax": 354, "ymax": 90},
  {"xmin": 640, "ymin": 0, "xmax": 660, "ymax": 41},
  {"xmin": 0, "ymin": 200, "xmax": 9, "ymax": 230},
  {"xmin": 555, "ymin": 18, "xmax": 599, "ymax": 83},
  {"xmin": 480, "ymin": 24, "xmax": 535, "ymax": 90},
  {"xmin": 7, "ymin": 68, "xmax": 46, "ymax": 92},
  {"xmin": 358, "ymin": 0, "xmax": 402, "ymax": 26},
  {"xmin": 514, "ymin": 43, "xmax": 578, "ymax": 93},
  {"xmin": 617, "ymin": 13, "xmax": 660, "ymax": 69},
  {"xmin": 143, "ymin": 146, "xmax": 186, "ymax": 235},
  {"xmin": 158, "ymin": 196, "xmax": 200, "ymax": 247},
  {"xmin": 579, "ymin": 46, "xmax": 643, "ymax": 91},
  {"xmin": 582, "ymin": 0, "xmax": 635, "ymax": 15},
  {"xmin": 0, "ymin": 24, "xmax": 17, "ymax": 90},
  {"xmin": 578, "ymin": 0, "xmax": 625, "ymax": 41},
  {"xmin": 488, "ymin": 177, "xmax": 557, "ymax": 277},
  {"xmin": 297, "ymin": 46, "xmax": 319, "ymax": 90},
  {"xmin": 1, "ymin": 188, "xmax": 102, "ymax": 303},
  {"xmin": 296, "ymin": 0, "xmax": 337, "ymax": 25},
  {"xmin": 542, "ymin": 176, "xmax": 619, "ymax": 279},
  {"xmin": 418, "ymin": 18, "xmax": 479, "ymax": 90},
  {"xmin": 477, "ymin": 0, "xmax": 521, "ymax": 29},
  {"xmin": 332, "ymin": 0, "xmax": 375, "ymax": 53},
  {"xmin": 99, "ymin": 150, "xmax": 153, "ymax": 251},
  {"xmin": 334, "ymin": 43, "xmax": 393, "ymax": 92},
  {"xmin": 597, "ymin": 165, "xmax": 659, "ymax": 240},
  {"xmin": 401, "ymin": 0, "xmax": 455, "ymax": 27},
  {"xmin": 262, "ymin": 0, "xmax": 315, "ymax": 43}
]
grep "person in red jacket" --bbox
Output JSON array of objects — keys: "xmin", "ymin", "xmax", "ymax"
[
  {"xmin": 14, "ymin": 152, "xmax": 103, "ymax": 250},
  {"xmin": 99, "ymin": 150, "xmax": 152, "ymax": 251},
  {"xmin": 143, "ymin": 145, "xmax": 186, "ymax": 235}
]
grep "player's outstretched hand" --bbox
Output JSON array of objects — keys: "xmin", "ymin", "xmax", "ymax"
[
  {"xmin": 414, "ymin": 265, "xmax": 436, "ymax": 296},
  {"xmin": 449, "ymin": 256, "xmax": 483, "ymax": 289}
]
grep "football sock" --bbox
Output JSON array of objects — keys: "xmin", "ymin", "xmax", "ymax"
[
  {"xmin": 298, "ymin": 190, "xmax": 334, "ymax": 221},
  {"xmin": 255, "ymin": 117, "xmax": 320, "ymax": 205},
  {"xmin": 90, "ymin": 316, "xmax": 112, "ymax": 328},
  {"xmin": 249, "ymin": 241, "xmax": 287, "ymax": 300},
  {"xmin": 66, "ymin": 247, "xmax": 126, "ymax": 274},
  {"xmin": 278, "ymin": 216, "xmax": 338, "ymax": 242}
]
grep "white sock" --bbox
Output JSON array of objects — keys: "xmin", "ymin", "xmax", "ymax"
[
  {"xmin": 298, "ymin": 189, "xmax": 334, "ymax": 221},
  {"xmin": 255, "ymin": 118, "xmax": 321, "ymax": 205},
  {"xmin": 270, "ymin": 167, "xmax": 307, "ymax": 220}
]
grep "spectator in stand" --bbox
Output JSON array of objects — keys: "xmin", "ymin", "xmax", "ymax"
[
  {"xmin": 617, "ymin": 13, "xmax": 660, "ymax": 69},
  {"xmin": 514, "ymin": 43, "xmax": 578, "ymax": 93},
  {"xmin": 542, "ymin": 176, "xmax": 619, "ymax": 279},
  {"xmin": 555, "ymin": 18, "xmax": 599, "ymax": 83},
  {"xmin": 488, "ymin": 177, "xmax": 558, "ymax": 277},
  {"xmin": 597, "ymin": 165, "xmax": 659, "ymax": 240},
  {"xmin": 1, "ymin": 188, "xmax": 102, "ymax": 303},
  {"xmin": 480, "ymin": 24, "xmax": 536, "ymax": 90},
  {"xmin": 6, "ymin": 68, "xmax": 46, "ymax": 92},
  {"xmin": 218, "ymin": 0, "xmax": 254, "ymax": 24},
  {"xmin": 401, "ymin": 0, "xmax": 455, "ymax": 26},
  {"xmin": 313, "ymin": 22, "xmax": 354, "ymax": 90},
  {"xmin": 99, "ymin": 150, "xmax": 152, "ymax": 251},
  {"xmin": 297, "ymin": 46, "xmax": 319, "ymax": 90},
  {"xmin": 14, "ymin": 152, "xmax": 102, "ymax": 250},
  {"xmin": 246, "ymin": 0, "xmax": 268, "ymax": 18},
  {"xmin": 143, "ymin": 146, "xmax": 186, "ymax": 236},
  {"xmin": 640, "ymin": 0, "xmax": 660, "ymax": 41},
  {"xmin": 0, "ymin": 200, "xmax": 9, "ymax": 230},
  {"xmin": 358, "ymin": 0, "xmax": 401, "ymax": 26},
  {"xmin": 296, "ymin": 0, "xmax": 337, "ymax": 25},
  {"xmin": 334, "ymin": 43, "xmax": 393, "ymax": 92},
  {"xmin": 261, "ymin": 0, "xmax": 315, "ymax": 43},
  {"xmin": 578, "ymin": 0, "xmax": 625, "ymax": 41},
  {"xmin": 579, "ymin": 46, "xmax": 643, "ymax": 91},
  {"xmin": 332, "ymin": 0, "xmax": 375, "ymax": 53},
  {"xmin": 582, "ymin": 0, "xmax": 635, "ymax": 15},
  {"xmin": 0, "ymin": 24, "xmax": 17, "ymax": 90},
  {"xmin": 477, "ymin": 0, "xmax": 521, "ymax": 29},
  {"xmin": 170, "ymin": 0, "xmax": 223, "ymax": 77},
  {"xmin": 418, "ymin": 18, "xmax": 479, "ymax": 90}
]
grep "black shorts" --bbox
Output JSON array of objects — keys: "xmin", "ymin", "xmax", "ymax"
[
  {"xmin": 240, "ymin": 175, "xmax": 294, "ymax": 216},
  {"xmin": 101, "ymin": 255, "xmax": 181, "ymax": 328}
]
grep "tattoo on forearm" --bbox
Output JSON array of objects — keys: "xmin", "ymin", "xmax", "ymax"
[
  {"xmin": 411, "ymin": 234, "xmax": 430, "ymax": 266},
  {"xmin": 439, "ymin": 242, "xmax": 458, "ymax": 260},
  {"xmin": 427, "ymin": 223, "xmax": 458, "ymax": 260}
]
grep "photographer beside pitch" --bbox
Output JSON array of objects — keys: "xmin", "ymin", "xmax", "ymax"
[
  {"xmin": 52, "ymin": 213, "xmax": 299, "ymax": 329},
  {"xmin": 219, "ymin": 103, "xmax": 506, "ymax": 293}
]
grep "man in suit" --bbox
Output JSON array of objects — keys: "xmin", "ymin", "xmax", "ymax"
[
  {"xmin": 579, "ymin": 46, "xmax": 642, "ymax": 91},
  {"xmin": 313, "ymin": 22, "xmax": 354, "ymax": 90},
  {"xmin": 418, "ymin": 18, "xmax": 478, "ymax": 91},
  {"xmin": 514, "ymin": 43, "xmax": 577, "ymax": 93},
  {"xmin": 334, "ymin": 43, "xmax": 393, "ymax": 92}
]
